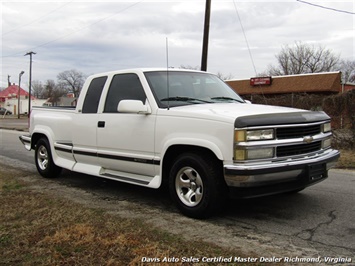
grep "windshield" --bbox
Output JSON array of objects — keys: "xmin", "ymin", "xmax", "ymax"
[{"xmin": 144, "ymin": 71, "xmax": 245, "ymax": 108}]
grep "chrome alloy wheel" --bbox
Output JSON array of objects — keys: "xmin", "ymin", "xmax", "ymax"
[
  {"xmin": 37, "ymin": 145, "xmax": 49, "ymax": 171},
  {"xmin": 175, "ymin": 166, "xmax": 204, "ymax": 207}
]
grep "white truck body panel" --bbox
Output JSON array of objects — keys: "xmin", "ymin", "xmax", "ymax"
[{"xmin": 20, "ymin": 68, "xmax": 340, "ymax": 217}]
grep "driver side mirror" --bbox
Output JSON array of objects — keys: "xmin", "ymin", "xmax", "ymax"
[{"xmin": 117, "ymin": 100, "xmax": 151, "ymax": 114}]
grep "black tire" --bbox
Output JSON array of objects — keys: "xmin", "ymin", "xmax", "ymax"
[
  {"xmin": 168, "ymin": 152, "xmax": 227, "ymax": 219},
  {"xmin": 35, "ymin": 137, "xmax": 62, "ymax": 178}
]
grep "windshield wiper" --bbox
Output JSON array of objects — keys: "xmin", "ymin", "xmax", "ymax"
[
  {"xmin": 161, "ymin": 96, "xmax": 212, "ymax": 104},
  {"xmin": 211, "ymin": 96, "xmax": 245, "ymax": 103}
]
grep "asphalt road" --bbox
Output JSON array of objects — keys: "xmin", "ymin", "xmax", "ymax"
[{"xmin": 1, "ymin": 129, "xmax": 354, "ymax": 263}]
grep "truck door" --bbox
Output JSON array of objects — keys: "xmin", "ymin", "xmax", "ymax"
[
  {"xmin": 72, "ymin": 76, "xmax": 107, "ymax": 169},
  {"xmin": 96, "ymin": 73, "xmax": 156, "ymax": 178}
]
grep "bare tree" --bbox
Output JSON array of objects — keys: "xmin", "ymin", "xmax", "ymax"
[
  {"xmin": 42, "ymin": 80, "xmax": 66, "ymax": 106},
  {"xmin": 57, "ymin": 69, "xmax": 85, "ymax": 98},
  {"xmin": 339, "ymin": 59, "xmax": 355, "ymax": 83},
  {"xmin": 216, "ymin": 72, "xmax": 234, "ymax": 80},
  {"xmin": 31, "ymin": 80, "xmax": 44, "ymax": 99},
  {"xmin": 265, "ymin": 41, "xmax": 340, "ymax": 76}
]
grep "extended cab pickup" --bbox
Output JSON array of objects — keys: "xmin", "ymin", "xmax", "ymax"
[{"xmin": 20, "ymin": 68, "xmax": 340, "ymax": 218}]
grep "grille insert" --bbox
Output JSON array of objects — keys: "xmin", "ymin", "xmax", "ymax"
[
  {"xmin": 276, "ymin": 125, "xmax": 321, "ymax": 139},
  {"xmin": 277, "ymin": 141, "xmax": 322, "ymax": 157}
]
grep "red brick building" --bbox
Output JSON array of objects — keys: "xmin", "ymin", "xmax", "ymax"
[
  {"xmin": 226, "ymin": 72, "xmax": 354, "ymax": 129},
  {"xmin": 226, "ymin": 72, "xmax": 343, "ymax": 97}
]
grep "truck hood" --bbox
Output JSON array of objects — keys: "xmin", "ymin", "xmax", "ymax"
[{"xmin": 159, "ymin": 103, "xmax": 329, "ymax": 126}]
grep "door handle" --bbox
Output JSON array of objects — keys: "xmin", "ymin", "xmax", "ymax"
[{"xmin": 98, "ymin": 121, "xmax": 105, "ymax": 128}]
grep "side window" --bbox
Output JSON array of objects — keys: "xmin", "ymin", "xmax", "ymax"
[
  {"xmin": 82, "ymin": 76, "xmax": 107, "ymax": 113},
  {"xmin": 104, "ymin": 73, "xmax": 146, "ymax": 113}
]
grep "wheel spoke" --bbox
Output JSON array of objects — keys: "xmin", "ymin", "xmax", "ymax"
[
  {"xmin": 184, "ymin": 169, "xmax": 196, "ymax": 181},
  {"xmin": 177, "ymin": 175, "xmax": 191, "ymax": 189},
  {"xmin": 194, "ymin": 187, "xmax": 203, "ymax": 202},
  {"xmin": 194, "ymin": 174, "xmax": 203, "ymax": 187},
  {"xmin": 184, "ymin": 189, "xmax": 195, "ymax": 204},
  {"xmin": 41, "ymin": 159, "xmax": 48, "ymax": 169}
]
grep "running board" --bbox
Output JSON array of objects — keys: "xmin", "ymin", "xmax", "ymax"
[{"xmin": 100, "ymin": 169, "xmax": 154, "ymax": 186}]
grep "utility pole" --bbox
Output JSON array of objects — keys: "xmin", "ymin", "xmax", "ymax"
[
  {"xmin": 18, "ymin": 71, "xmax": 25, "ymax": 119},
  {"xmin": 201, "ymin": 0, "xmax": 211, "ymax": 72},
  {"xmin": 25, "ymin": 51, "xmax": 36, "ymax": 117}
]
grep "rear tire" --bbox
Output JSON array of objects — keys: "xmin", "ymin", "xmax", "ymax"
[
  {"xmin": 168, "ymin": 152, "xmax": 226, "ymax": 219},
  {"xmin": 35, "ymin": 137, "xmax": 62, "ymax": 178}
]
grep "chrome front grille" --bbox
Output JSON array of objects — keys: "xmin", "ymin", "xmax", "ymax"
[
  {"xmin": 276, "ymin": 125, "xmax": 321, "ymax": 139},
  {"xmin": 277, "ymin": 141, "xmax": 322, "ymax": 157},
  {"xmin": 234, "ymin": 119, "xmax": 332, "ymax": 162}
]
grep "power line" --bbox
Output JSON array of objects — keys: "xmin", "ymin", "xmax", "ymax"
[
  {"xmin": 296, "ymin": 0, "xmax": 355, "ymax": 15},
  {"xmin": 232, "ymin": 1, "xmax": 268, "ymax": 104},
  {"xmin": 2, "ymin": 1, "xmax": 74, "ymax": 37},
  {"xmin": 232, "ymin": 0, "xmax": 258, "ymax": 76}
]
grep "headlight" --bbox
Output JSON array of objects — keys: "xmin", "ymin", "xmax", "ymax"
[
  {"xmin": 235, "ymin": 129, "xmax": 274, "ymax": 141},
  {"xmin": 235, "ymin": 148, "xmax": 274, "ymax": 160},
  {"xmin": 322, "ymin": 123, "xmax": 331, "ymax": 133}
]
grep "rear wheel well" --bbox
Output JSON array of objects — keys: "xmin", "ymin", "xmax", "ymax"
[
  {"xmin": 31, "ymin": 133, "xmax": 48, "ymax": 149},
  {"xmin": 162, "ymin": 145, "xmax": 223, "ymax": 186},
  {"xmin": 34, "ymin": 136, "xmax": 62, "ymax": 178}
]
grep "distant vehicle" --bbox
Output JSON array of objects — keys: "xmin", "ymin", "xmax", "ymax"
[{"xmin": 0, "ymin": 107, "xmax": 12, "ymax": 115}]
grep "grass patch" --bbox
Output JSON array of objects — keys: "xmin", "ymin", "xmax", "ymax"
[
  {"xmin": 337, "ymin": 149, "xmax": 355, "ymax": 169},
  {"xmin": 2, "ymin": 181, "xmax": 22, "ymax": 191},
  {"xmin": 0, "ymin": 166, "xmax": 256, "ymax": 266}
]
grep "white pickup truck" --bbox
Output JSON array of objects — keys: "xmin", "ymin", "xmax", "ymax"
[{"xmin": 20, "ymin": 68, "xmax": 340, "ymax": 218}]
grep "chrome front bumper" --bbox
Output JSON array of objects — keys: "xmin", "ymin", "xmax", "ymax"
[{"xmin": 224, "ymin": 149, "xmax": 340, "ymax": 188}]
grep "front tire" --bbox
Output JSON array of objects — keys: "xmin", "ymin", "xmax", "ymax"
[
  {"xmin": 35, "ymin": 137, "xmax": 62, "ymax": 178},
  {"xmin": 168, "ymin": 153, "xmax": 226, "ymax": 219}
]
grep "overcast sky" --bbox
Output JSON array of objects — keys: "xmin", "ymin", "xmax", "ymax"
[{"xmin": 1, "ymin": 0, "xmax": 354, "ymax": 91}]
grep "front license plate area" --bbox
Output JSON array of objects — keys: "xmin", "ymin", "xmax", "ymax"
[{"xmin": 308, "ymin": 163, "xmax": 327, "ymax": 182}]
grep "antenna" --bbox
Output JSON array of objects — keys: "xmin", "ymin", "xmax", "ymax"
[{"xmin": 166, "ymin": 37, "xmax": 170, "ymax": 110}]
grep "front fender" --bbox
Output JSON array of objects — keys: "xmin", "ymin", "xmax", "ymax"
[{"xmin": 160, "ymin": 137, "xmax": 224, "ymax": 161}]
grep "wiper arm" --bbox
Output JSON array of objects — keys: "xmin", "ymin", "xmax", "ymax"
[
  {"xmin": 161, "ymin": 96, "xmax": 212, "ymax": 103},
  {"xmin": 211, "ymin": 96, "xmax": 245, "ymax": 103}
]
